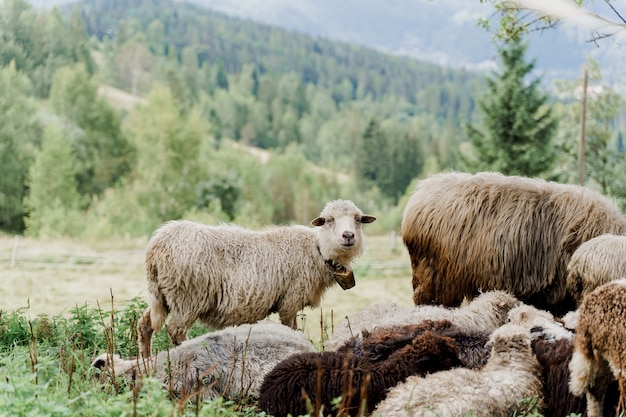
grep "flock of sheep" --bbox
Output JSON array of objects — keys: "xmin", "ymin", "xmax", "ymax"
[{"xmin": 92, "ymin": 171, "xmax": 626, "ymax": 417}]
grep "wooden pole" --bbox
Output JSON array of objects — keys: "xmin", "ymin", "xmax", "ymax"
[{"xmin": 578, "ymin": 67, "xmax": 588, "ymax": 185}]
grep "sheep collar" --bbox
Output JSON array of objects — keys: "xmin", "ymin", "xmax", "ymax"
[{"xmin": 325, "ymin": 259, "xmax": 355, "ymax": 290}]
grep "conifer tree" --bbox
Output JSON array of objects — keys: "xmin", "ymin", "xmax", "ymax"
[
  {"xmin": 464, "ymin": 38, "xmax": 557, "ymax": 176},
  {"xmin": 356, "ymin": 118, "xmax": 387, "ymax": 187}
]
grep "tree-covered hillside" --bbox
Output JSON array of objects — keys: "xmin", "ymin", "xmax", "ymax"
[
  {"xmin": 1, "ymin": 0, "xmax": 490, "ymax": 237},
  {"xmin": 74, "ymin": 0, "xmax": 483, "ymax": 123},
  {"xmin": 3, "ymin": 0, "xmax": 624, "ymax": 239}
]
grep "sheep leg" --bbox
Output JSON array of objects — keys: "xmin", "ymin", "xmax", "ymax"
[
  {"xmin": 586, "ymin": 361, "xmax": 612, "ymax": 417},
  {"xmin": 137, "ymin": 308, "xmax": 154, "ymax": 359},
  {"xmin": 279, "ymin": 311, "xmax": 298, "ymax": 330},
  {"xmin": 411, "ymin": 262, "xmax": 438, "ymax": 305},
  {"xmin": 166, "ymin": 315, "xmax": 196, "ymax": 346}
]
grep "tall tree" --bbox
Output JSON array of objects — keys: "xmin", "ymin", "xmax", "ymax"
[
  {"xmin": 24, "ymin": 122, "xmax": 82, "ymax": 238},
  {"xmin": 124, "ymin": 83, "xmax": 210, "ymax": 224},
  {"xmin": 0, "ymin": 62, "xmax": 40, "ymax": 232},
  {"xmin": 356, "ymin": 118, "xmax": 387, "ymax": 187},
  {"xmin": 463, "ymin": 38, "xmax": 557, "ymax": 176},
  {"xmin": 49, "ymin": 63, "xmax": 133, "ymax": 198}
]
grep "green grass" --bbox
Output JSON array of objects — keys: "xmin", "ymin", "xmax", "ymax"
[
  {"xmin": 0, "ymin": 298, "xmax": 267, "ymax": 416},
  {"xmin": 0, "ymin": 299, "xmax": 559, "ymax": 417}
]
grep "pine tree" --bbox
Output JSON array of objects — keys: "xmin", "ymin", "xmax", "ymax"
[
  {"xmin": 356, "ymin": 118, "xmax": 387, "ymax": 187},
  {"xmin": 464, "ymin": 38, "xmax": 557, "ymax": 176}
]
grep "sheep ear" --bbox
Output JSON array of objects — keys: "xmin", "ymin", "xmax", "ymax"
[
  {"xmin": 311, "ymin": 217, "xmax": 325, "ymax": 226},
  {"xmin": 361, "ymin": 215, "xmax": 376, "ymax": 224}
]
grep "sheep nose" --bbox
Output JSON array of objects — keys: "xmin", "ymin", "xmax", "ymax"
[{"xmin": 343, "ymin": 231, "xmax": 355, "ymax": 241}]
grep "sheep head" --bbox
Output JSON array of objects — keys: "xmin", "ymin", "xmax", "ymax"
[{"xmin": 311, "ymin": 199, "xmax": 376, "ymax": 287}]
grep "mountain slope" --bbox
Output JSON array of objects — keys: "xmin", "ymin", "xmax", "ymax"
[{"xmin": 185, "ymin": 0, "xmax": 626, "ymax": 83}]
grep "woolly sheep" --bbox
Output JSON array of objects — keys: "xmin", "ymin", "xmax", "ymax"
[
  {"xmin": 402, "ymin": 171, "xmax": 626, "ymax": 315},
  {"xmin": 137, "ymin": 199, "xmax": 375, "ymax": 358},
  {"xmin": 324, "ymin": 290, "xmax": 519, "ymax": 351},
  {"xmin": 372, "ymin": 323, "xmax": 543, "ymax": 417},
  {"xmin": 529, "ymin": 331, "xmax": 620, "ymax": 417},
  {"xmin": 569, "ymin": 279, "xmax": 626, "ymax": 417},
  {"xmin": 91, "ymin": 321, "xmax": 315, "ymax": 400},
  {"xmin": 505, "ymin": 304, "xmax": 585, "ymax": 417},
  {"xmin": 566, "ymin": 233, "xmax": 626, "ymax": 306},
  {"xmin": 258, "ymin": 330, "xmax": 463, "ymax": 417},
  {"xmin": 506, "ymin": 304, "xmax": 573, "ymax": 342},
  {"xmin": 486, "ymin": 304, "xmax": 620, "ymax": 417},
  {"xmin": 336, "ymin": 320, "xmax": 491, "ymax": 370}
]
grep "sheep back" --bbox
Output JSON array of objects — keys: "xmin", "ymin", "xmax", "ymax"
[
  {"xmin": 402, "ymin": 171, "xmax": 626, "ymax": 315},
  {"xmin": 325, "ymin": 290, "xmax": 519, "ymax": 351},
  {"xmin": 566, "ymin": 233, "xmax": 626, "ymax": 306},
  {"xmin": 336, "ymin": 320, "xmax": 491, "ymax": 370},
  {"xmin": 93, "ymin": 321, "xmax": 315, "ymax": 400}
]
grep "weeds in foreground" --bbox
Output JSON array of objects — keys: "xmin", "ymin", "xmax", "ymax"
[
  {"xmin": 0, "ymin": 296, "xmax": 257, "ymax": 417},
  {"xmin": 1, "ymin": 299, "xmax": 566, "ymax": 417}
]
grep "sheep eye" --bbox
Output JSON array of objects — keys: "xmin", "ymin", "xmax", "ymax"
[{"xmin": 327, "ymin": 217, "xmax": 335, "ymax": 223}]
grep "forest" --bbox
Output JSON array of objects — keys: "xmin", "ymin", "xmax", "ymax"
[{"xmin": 0, "ymin": 0, "xmax": 625, "ymax": 240}]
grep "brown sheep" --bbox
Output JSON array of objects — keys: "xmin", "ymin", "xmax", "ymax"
[
  {"xmin": 257, "ymin": 330, "xmax": 463, "ymax": 417},
  {"xmin": 569, "ymin": 279, "xmax": 626, "ymax": 417},
  {"xmin": 566, "ymin": 233, "xmax": 626, "ymax": 306},
  {"xmin": 137, "ymin": 199, "xmax": 375, "ymax": 358},
  {"xmin": 335, "ymin": 319, "xmax": 491, "ymax": 370},
  {"xmin": 402, "ymin": 171, "xmax": 626, "ymax": 315}
]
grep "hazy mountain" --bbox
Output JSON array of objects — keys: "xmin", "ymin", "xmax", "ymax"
[
  {"xmin": 184, "ymin": 0, "xmax": 626, "ymax": 84},
  {"xmin": 31, "ymin": 0, "xmax": 626, "ymax": 84}
]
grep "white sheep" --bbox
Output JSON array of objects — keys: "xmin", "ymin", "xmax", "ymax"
[
  {"xmin": 92, "ymin": 321, "xmax": 316, "ymax": 400},
  {"xmin": 566, "ymin": 233, "xmax": 626, "ymax": 306},
  {"xmin": 324, "ymin": 290, "xmax": 520, "ymax": 351},
  {"xmin": 569, "ymin": 279, "xmax": 626, "ymax": 417},
  {"xmin": 507, "ymin": 304, "xmax": 574, "ymax": 342},
  {"xmin": 137, "ymin": 199, "xmax": 375, "ymax": 358},
  {"xmin": 372, "ymin": 323, "xmax": 543, "ymax": 417}
]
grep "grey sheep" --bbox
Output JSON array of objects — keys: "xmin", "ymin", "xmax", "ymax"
[
  {"xmin": 569, "ymin": 279, "xmax": 626, "ymax": 417},
  {"xmin": 402, "ymin": 171, "xmax": 626, "ymax": 316},
  {"xmin": 91, "ymin": 321, "xmax": 316, "ymax": 400},
  {"xmin": 137, "ymin": 199, "xmax": 375, "ymax": 358},
  {"xmin": 372, "ymin": 323, "xmax": 543, "ymax": 417},
  {"xmin": 566, "ymin": 233, "xmax": 626, "ymax": 306},
  {"xmin": 324, "ymin": 290, "xmax": 520, "ymax": 351}
]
